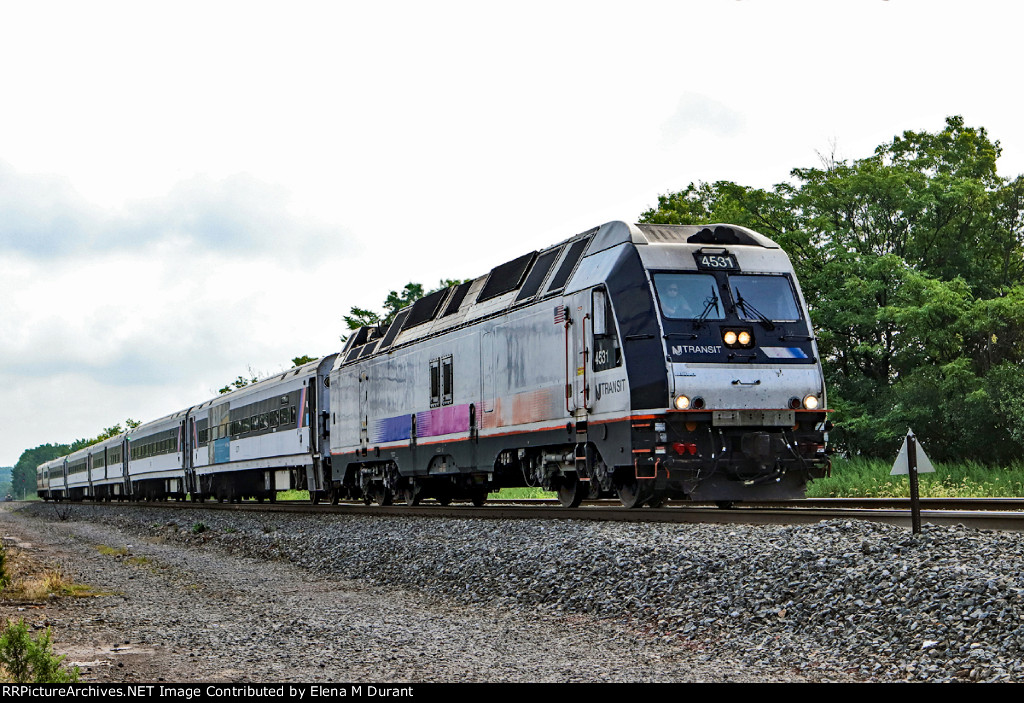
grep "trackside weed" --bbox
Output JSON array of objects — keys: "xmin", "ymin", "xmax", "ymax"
[{"xmin": 0, "ymin": 619, "xmax": 79, "ymax": 683}]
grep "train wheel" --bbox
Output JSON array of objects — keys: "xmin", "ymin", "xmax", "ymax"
[
  {"xmin": 470, "ymin": 486, "xmax": 488, "ymax": 507},
  {"xmin": 556, "ymin": 475, "xmax": 586, "ymax": 508},
  {"xmin": 616, "ymin": 479, "xmax": 650, "ymax": 509},
  {"xmin": 403, "ymin": 484, "xmax": 421, "ymax": 506},
  {"xmin": 311, "ymin": 491, "xmax": 321, "ymax": 505},
  {"xmin": 647, "ymin": 494, "xmax": 666, "ymax": 508},
  {"xmin": 374, "ymin": 487, "xmax": 393, "ymax": 506},
  {"xmin": 715, "ymin": 501, "xmax": 736, "ymax": 510}
]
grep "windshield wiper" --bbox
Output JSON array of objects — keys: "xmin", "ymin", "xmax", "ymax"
[
  {"xmin": 695, "ymin": 285, "xmax": 720, "ymax": 324},
  {"xmin": 733, "ymin": 290, "xmax": 776, "ymax": 331}
]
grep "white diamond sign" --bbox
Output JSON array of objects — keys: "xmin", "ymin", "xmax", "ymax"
[{"xmin": 890, "ymin": 429, "xmax": 936, "ymax": 475}]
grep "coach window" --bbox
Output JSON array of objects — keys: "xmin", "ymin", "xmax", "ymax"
[
  {"xmin": 592, "ymin": 288, "xmax": 622, "ymax": 372},
  {"xmin": 441, "ymin": 355, "xmax": 454, "ymax": 406}
]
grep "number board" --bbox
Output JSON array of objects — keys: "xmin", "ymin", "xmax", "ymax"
[{"xmin": 693, "ymin": 251, "xmax": 739, "ymax": 271}]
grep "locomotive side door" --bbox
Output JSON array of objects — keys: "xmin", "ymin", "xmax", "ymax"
[
  {"xmin": 358, "ymin": 371, "xmax": 369, "ymax": 455},
  {"xmin": 566, "ymin": 291, "xmax": 592, "ymax": 418}
]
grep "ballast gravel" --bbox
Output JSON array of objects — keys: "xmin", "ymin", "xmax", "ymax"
[{"xmin": 4, "ymin": 503, "xmax": 1024, "ymax": 683}]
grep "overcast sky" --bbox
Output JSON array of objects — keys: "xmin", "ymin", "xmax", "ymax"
[{"xmin": 2, "ymin": 0, "xmax": 1022, "ymax": 467}]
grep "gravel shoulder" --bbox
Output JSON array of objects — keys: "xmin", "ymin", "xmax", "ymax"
[
  {"xmin": 0, "ymin": 502, "xmax": 834, "ymax": 683},
  {"xmin": 5, "ymin": 501, "xmax": 1023, "ymax": 683}
]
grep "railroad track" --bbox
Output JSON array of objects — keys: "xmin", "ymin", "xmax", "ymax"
[{"xmin": 32, "ymin": 496, "xmax": 1024, "ymax": 531}]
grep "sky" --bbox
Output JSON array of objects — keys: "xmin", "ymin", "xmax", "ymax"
[{"xmin": 2, "ymin": 0, "xmax": 1022, "ymax": 467}]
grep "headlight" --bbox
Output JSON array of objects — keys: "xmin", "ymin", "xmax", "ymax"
[
  {"xmin": 674, "ymin": 395, "xmax": 691, "ymax": 410},
  {"xmin": 803, "ymin": 395, "xmax": 820, "ymax": 410},
  {"xmin": 722, "ymin": 327, "xmax": 754, "ymax": 348}
]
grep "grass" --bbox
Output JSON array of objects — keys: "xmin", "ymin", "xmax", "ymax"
[
  {"xmin": 808, "ymin": 457, "xmax": 1024, "ymax": 498},
  {"xmin": 489, "ymin": 487, "xmax": 555, "ymax": 499},
  {"xmin": 95, "ymin": 545, "xmax": 128, "ymax": 557},
  {"xmin": 268, "ymin": 488, "xmax": 557, "ymax": 500},
  {"xmin": 1, "ymin": 544, "xmax": 102, "ymax": 601},
  {"xmin": 275, "ymin": 490, "xmax": 309, "ymax": 501}
]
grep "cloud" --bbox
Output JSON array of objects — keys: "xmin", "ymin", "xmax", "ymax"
[
  {"xmin": 660, "ymin": 93, "xmax": 745, "ymax": 148},
  {"xmin": 0, "ymin": 161, "xmax": 349, "ymax": 260}
]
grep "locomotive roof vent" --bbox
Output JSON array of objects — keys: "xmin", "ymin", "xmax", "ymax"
[
  {"xmin": 405, "ymin": 286, "xmax": 450, "ymax": 328},
  {"xmin": 636, "ymin": 223, "xmax": 777, "ymax": 249},
  {"xmin": 688, "ymin": 226, "xmax": 745, "ymax": 245},
  {"xmin": 477, "ymin": 251, "xmax": 537, "ymax": 303}
]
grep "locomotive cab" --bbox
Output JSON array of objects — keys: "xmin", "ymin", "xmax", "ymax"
[{"xmin": 605, "ymin": 223, "xmax": 830, "ymax": 505}]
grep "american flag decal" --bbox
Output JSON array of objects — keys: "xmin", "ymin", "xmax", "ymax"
[{"xmin": 554, "ymin": 305, "xmax": 565, "ymax": 324}]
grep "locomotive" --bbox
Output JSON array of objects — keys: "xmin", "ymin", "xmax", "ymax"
[{"xmin": 38, "ymin": 220, "xmax": 830, "ymax": 508}]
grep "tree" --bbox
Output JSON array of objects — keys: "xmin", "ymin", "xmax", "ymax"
[
  {"xmin": 218, "ymin": 366, "xmax": 263, "ymax": 394},
  {"xmin": 11, "ymin": 444, "xmax": 69, "ymax": 499},
  {"xmin": 640, "ymin": 116, "xmax": 1024, "ymax": 462}
]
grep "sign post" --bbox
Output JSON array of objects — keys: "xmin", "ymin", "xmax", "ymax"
[{"xmin": 890, "ymin": 428, "xmax": 935, "ymax": 535}]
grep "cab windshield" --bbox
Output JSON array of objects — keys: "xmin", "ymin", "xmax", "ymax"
[
  {"xmin": 727, "ymin": 274, "xmax": 801, "ymax": 322},
  {"xmin": 653, "ymin": 273, "xmax": 724, "ymax": 320}
]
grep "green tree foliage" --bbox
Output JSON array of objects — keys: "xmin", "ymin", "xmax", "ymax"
[
  {"xmin": 218, "ymin": 366, "xmax": 263, "ymax": 395},
  {"xmin": 68, "ymin": 419, "xmax": 140, "ymax": 453},
  {"xmin": 11, "ymin": 419, "xmax": 143, "ymax": 498},
  {"xmin": 291, "ymin": 355, "xmax": 317, "ymax": 367},
  {"xmin": 11, "ymin": 444, "xmax": 68, "ymax": 499},
  {"xmin": 640, "ymin": 116, "xmax": 1024, "ymax": 464}
]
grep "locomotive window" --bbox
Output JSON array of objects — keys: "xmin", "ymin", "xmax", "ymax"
[
  {"xmin": 441, "ymin": 355, "xmax": 453, "ymax": 405},
  {"xmin": 727, "ymin": 275, "xmax": 801, "ymax": 322},
  {"xmin": 654, "ymin": 274, "xmax": 724, "ymax": 320},
  {"xmin": 429, "ymin": 359, "xmax": 441, "ymax": 408},
  {"xmin": 592, "ymin": 289, "xmax": 621, "ymax": 372}
]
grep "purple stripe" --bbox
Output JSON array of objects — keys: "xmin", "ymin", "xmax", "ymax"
[{"xmin": 416, "ymin": 405, "xmax": 471, "ymax": 437}]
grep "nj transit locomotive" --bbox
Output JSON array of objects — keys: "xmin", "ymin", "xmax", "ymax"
[{"xmin": 38, "ymin": 221, "xmax": 830, "ymax": 508}]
